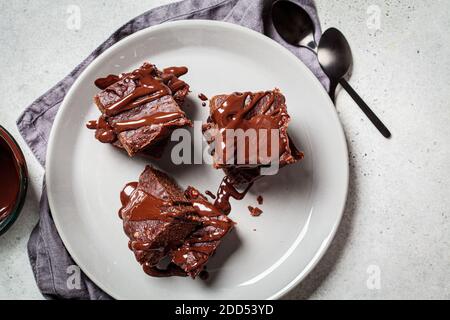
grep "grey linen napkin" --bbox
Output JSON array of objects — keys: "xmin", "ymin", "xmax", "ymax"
[{"xmin": 17, "ymin": 0, "xmax": 328, "ymax": 300}]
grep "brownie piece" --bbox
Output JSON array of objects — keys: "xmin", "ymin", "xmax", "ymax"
[
  {"xmin": 119, "ymin": 166, "xmax": 198, "ymax": 277},
  {"xmin": 87, "ymin": 62, "xmax": 191, "ymax": 157},
  {"xmin": 202, "ymin": 89, "xmax": 303, "ymax": 185},
  {"xmin": 170, "ymin": 186, "xmax": 234, "ymax": 278},
  {"xmin": 119, "ymin": 166, "xmax": 235, "ymax": 278}
]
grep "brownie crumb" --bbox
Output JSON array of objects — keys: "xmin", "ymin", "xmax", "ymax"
[
  {"xmin": 248, "ymin": 206, "xmax": 263, "ymax": 217},
  {"xmin": 205, "ymin": 190, "xmax": 216, "ymax": 199},
  {"xmin": 257, "ymin": 195, "xmax": 263, "ymax": 205},
  {"xmin": 198, "ymin": 93, "xmax": 208, "ymax": 101}
]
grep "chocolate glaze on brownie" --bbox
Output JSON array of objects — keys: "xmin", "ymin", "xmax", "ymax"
[
  {"xmin": 171, "ymin": 186, "xmax": 234, "ymax": 278},
  {"xmin": 87, "ymin": 63, "xmax": 191, "ymax": 157},
  {"xmin": 203, "ymin": 89, "xmax": 303, "ymax": 213},
  {"xmin": 214, "ymin": 176, "xmax": 253, "ymax": 215},
  {"xmin": 119, "ymin": 166, "xmax": 234, "ymax": 278},
  {"xmin": 203, "ymin": 89, "xmax": 302, "ymax": 170},
  {"xmin": 119, "ymin": 167, "xmax": 198, "ymax": 277}
]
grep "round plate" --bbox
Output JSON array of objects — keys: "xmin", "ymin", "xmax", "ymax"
[{"xmin": 46, "ymin": 20, "xmax": 348, "ymax": 300}]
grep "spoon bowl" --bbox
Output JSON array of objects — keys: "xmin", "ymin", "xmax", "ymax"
[
  {"xmin": 318, "ymin": 28, "xmax": 353, "ymax": 86},
  {"xmin": 317, "ymin": 27, "xmax": 353, "ymax": 99},
  {"xmin": 271, "ymin": 0, "xmax": 317, "ymax": 52}
]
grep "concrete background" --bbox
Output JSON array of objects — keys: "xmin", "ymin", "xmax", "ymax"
[{"xmin": 0, "ymin": 0, "xmax": 449, "ymax": 299}]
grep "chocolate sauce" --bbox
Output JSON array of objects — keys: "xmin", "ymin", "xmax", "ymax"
[
  {"xmin": 205, "ymin": 190, "xmax": 216, "ymax": 200},
  {"xmin": 86, "ymin": 117, "xmax": 116, "ymax": 143},
  {"xmin": 214, "ymin": 176, "xmax": 253, "ymax": 215},
  {"xmin": 120, "ymin": 178, "xmax": 233, "ymax": 278},
  {"xmin": 160, "ymin": 67, "xmax": 188, "ymax": 94},
  {"xmin": 0, "ymin": 138, "xmax": 20, "ymax": 221},
  {"xmin": 162, "ymin": 66, "xmax": 188, "ymax": 78},
  {"xmin": 88, "ymin": 63, "xmax": 190, "ymax": 143},
  {"xmin": 211, "ymin": 92, "xmax": 266, "ymax": 128},
  {"xmin": 120, "ymin": 182, "xmax": 138, "ymax": 206},
  {"xmin": 119, "ymin": 184, "xmax": 176, "ymax": 222},
  {"xmin": 85, "ymin": 120, "xmax": 98, "ymax": 130},
  {"xmin": 94, "ymin": 74, "xmax": 121, "ymax": 90},
  {"xmin": 198, "ymin": 93, "xmax": 208, "ymax": 101},
  {"xmin": 104, "ymin": 64, "xmax": 171, "ymax": 117},
  {"xmin": 181, "ymin": 187, "xmax": 233, "ymax": 251},
  {"xmin": 211, "ymin": 91, "xmax": 288, "ymax": 166},
  {"xmin": 113, "ymin": 111, "xmax": 184, "ymax": 132},
  {"xmin": 186, "ymin": 188, "xmax": 221, "ymax": 218},
  {"xmin": 87, "ymin": 111, "xmax": 184, "ymax": 141},
  {"xmin": 205, "ymin": 91, "xmax": 295, "ymax": 214}
]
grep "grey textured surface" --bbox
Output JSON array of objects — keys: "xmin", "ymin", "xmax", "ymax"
[{"xmin": 0, "ymin": 0, "xmax": 449, "ymax": 300}]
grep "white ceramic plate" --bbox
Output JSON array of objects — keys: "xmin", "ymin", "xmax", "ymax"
[{"xmin": 46, "ymin": 20, "xmax": 348, "ymax": 300}]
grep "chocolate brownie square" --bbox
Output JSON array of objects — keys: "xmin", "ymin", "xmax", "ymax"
[
  {"xmin": 87, "ymin": 62, "xmax": 191, "ymax": 156},
  {"xmin": 202, "ymin": 89, "xmax": 303, "ymax": 185}
]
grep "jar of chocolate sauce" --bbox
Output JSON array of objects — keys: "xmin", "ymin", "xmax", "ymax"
[{"xmin": 0, "ymin": 126, "xmax": 28, "ymax": 235}]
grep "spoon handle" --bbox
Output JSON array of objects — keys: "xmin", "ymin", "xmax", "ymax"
[
  {"xmin": 329, "ymin": 80, "xmax": 338, "ymax": 103},
  {"xmin": 339, "ymin": 79, "xmax": 391, "ymax": 138}
]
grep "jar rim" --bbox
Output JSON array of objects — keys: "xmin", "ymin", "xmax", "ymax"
[{"xmin": 0, "ymin": 125, "xmax": 28, "ymax": 236}]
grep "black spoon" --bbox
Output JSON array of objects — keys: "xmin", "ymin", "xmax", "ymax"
[{"xmin": 272, "ymin": 0, "xmax": 391, "ymax": 138}]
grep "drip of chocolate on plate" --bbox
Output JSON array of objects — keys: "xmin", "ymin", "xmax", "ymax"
[{"xmin": 214, "ymin": 176, "xmax": 253, "ymax": 215}]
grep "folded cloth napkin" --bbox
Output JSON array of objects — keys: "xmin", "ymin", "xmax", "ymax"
[{"xmin": 17, "ymin": 0, "xmax": 328, "ymax": 299}]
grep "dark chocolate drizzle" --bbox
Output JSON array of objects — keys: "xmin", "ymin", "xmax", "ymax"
[
  {"xmin": 104, "ymin": 64, "xmax": 171, "ymax": 117},
  {"xmin": 214, "ymin": 176, "xmax": 253, "ymax": 215},
  {"xmin": 86, "ymin": 117, "xmax": 116, "ymax": 143},
  {"xmin": 113, "ymin": 111, "xmax": 184, "ymax": 133},
  {"xmin": 94, "ymin": 74, "xmax": 121, "ymax": 90},
  {"xmin": 118, "ymin": 180, "xmax": 233, "ymax": 278},
  {"xmin": 207, "ymin": 91, "xmax": 292, "ymax": 214},
  {"xmin": 205, "ymin": 190, "xmax": 216, "ymax": 200},
  {"xmin": 119, "ymin": 184, "xmax": 176, "ymax": 222},
  {"xmin": 211, "ymin": 91, "xmax": 289, "ymax": 167},
  {"xmin": 120, "ymin": 182, "xmax": 138, "ymax": 207},
  {"xmin": 87, "ymin": 64, "xmax": 189, "ymax": 142},
  {"xmin": 162, "ymin": 66, "xmax": 188, "ymax": 78},
  {"xmin": 171, "ymin": 186, "xmax": 232, "ymax": 273}
]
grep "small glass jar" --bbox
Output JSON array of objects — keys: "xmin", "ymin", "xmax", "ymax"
[{"xmin": 0, "ymin": 125, "xmax": 28, "ymax": 236}]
